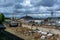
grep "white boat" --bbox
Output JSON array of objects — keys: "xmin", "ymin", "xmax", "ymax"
[
  {"xmin": 41, "ymin": 35, "xmax": 46, "ymax": 39},
  {"xmin": 41, "ymin": 31, "xmax": 47, "ymax": 35},
  {"xmin": 9, "ymin": 21, "xmax": 18, "ymax": 27},
  {"xmin": 47, "ymin": 33, "xmax": 53, "ymax": 37}
]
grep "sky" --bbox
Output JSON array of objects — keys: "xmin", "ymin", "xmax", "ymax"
[{"xmin": 0, "ymin": 0, "xmax": 60, "ymax": 18}]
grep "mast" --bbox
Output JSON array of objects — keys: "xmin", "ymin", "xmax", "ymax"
[
  {"xmin": 51, "ymin": 10, "xmax": 54, "ymax": 17},
  {"xmin": 26, "ymin": 13, "xmax": 28, "ymax": 16},
  {"xmin": 11, "ymin": 4, "xmax": 17, "ymax": 22}
]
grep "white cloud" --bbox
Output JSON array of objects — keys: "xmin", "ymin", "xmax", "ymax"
[
  {"xmin": 0, "ymin": 7, "xmax": 14, "ymax": 13},
  {"xmin": 39, "ymin": 6, "xmax": 48, "ymax": 12},
  {"xmin": 0, "ymin": 0, "xmax": 60, "ymax": 17},
  {"xmin": 0, "ymin": 0, "xmax": 16, "ymax": 6},
  {"xmin": 20, "ymin": 0, "xmax": 33, "ymax": 7}
]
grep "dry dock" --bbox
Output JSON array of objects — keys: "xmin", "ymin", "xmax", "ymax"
[{"xmin": 4, "ymin": 24, "xmax": 60, "ymax": 40}]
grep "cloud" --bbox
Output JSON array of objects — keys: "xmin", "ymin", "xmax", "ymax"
[
  {"xmin": 31, "ymin": 0, "xmax": 55, "ymax": 7},
  {"xmin": 0, "ymin": 0, "xmax": 16, "ymax": 7},
  {"xmin": 20, "ymin": 0, "xmax": 33, "ymax": 7},
  {"xmin": 0, "ymin": 0, "xmax": 60, "ymax": 17},
  {"xmin": 0, "ymin": 6, "xmax": 14, "ymax": 13}
]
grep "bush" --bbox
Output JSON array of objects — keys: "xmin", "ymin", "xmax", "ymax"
[{"xmin": 0, "ymin": 13, "xmax": 5, "ymax": 23}]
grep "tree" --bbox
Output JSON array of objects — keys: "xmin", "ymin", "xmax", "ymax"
[{"xmin": 0, "ymin": 13, "xmax": 5, "ymax": 23}]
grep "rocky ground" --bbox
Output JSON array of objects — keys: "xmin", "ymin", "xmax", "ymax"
[{"xmin": 4, "ymin": 23, "xmax": 60, "ymax": 40}]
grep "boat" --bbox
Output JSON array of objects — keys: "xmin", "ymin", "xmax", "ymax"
[{"xmin": 9, "ymin": 21, "xmax": 18, "ymax": 27}]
